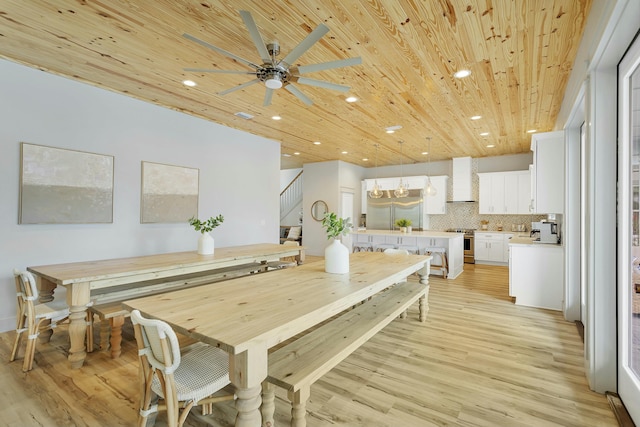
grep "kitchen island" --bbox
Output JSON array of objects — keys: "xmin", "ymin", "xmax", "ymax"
[
  {"xmin": 509, "ymin": 236, "xmax": 564, "ymax": 310},
  {"xmin": 353, "ymin": 229, "xmax": 464, "ymax": 279}
]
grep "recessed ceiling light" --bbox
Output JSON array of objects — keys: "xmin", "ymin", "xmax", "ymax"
[
  {"xmin": 422, "ymin": 151, "xmax": 429, "ymax": 155},
  {"xmin": 182, "ymin": 80, "xmax": 197, "ymax": 87},
  {"xmin": 487, "ymin": 144, "xmax": 495, "ymax": 148},
  {"xmin": 363, "ymin": 158, "xmax": 369, "ymax": 161},
  {"xmin": 527, "ymin": 129, "xmax": 537, "ymax": 133},
  {"xmin": 313, "ymin": 141, "xmax": 321, "ymax": 145},
  {"xmin": 282, "ymin": 153, "xmax": 291, "ymax": 157},
  {"xmin": 294, "ymin": 152, "xmax": 300, "ymax": 155},
  {"xmin": 480, "ymin": 132, "xmax": 489, "ymax": 136},
  {"xmin": 346, "ymin": 96, "xmax": 358, "ymax": 103},
  {"xmin": 454, "ymin": 69, "xmax": 471, "ymax": 79},
  {"xmin": 385, "ymin": 125, "xmax": 402, "ymax": 134},
  {"xmin": 471, "ymin": 115, "xmax": 482, "ymax": 120},
  {"xmin": 341, "ymin": 151, "xmax": 348, "ymax": 154},
  {"xmin": 272, "ymin": 115, "xmax": 282, "ymax": 120}
]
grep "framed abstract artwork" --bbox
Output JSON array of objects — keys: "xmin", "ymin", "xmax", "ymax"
[
  {"xmin": 19, "ymin": 143, "xmax": 114, "ymax": 224},
  {"xmin": 141, "ymin": 161, "xmax": 199, "ymax": 223}
]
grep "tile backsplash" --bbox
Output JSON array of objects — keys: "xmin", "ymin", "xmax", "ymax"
[{"xmin": 428, "ymin": 158, "xmax": 546, "ymax": 232}]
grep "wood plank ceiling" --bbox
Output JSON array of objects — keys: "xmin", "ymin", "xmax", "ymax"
[{"xmin": 0, "ymin": 0, "xmax": 591, "ymax": 169}]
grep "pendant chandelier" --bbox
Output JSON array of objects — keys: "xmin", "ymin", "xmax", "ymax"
[
  {"xmin": 369, "ymin": 143, "xmax": 383, "ymax": 199},
  {"xmin": 425, "ymin": 137, "xmax": 437, "ymax": 196},
  {"xmin": 394, "ymin": 141, "xmax": 409, "ymax": 198}
]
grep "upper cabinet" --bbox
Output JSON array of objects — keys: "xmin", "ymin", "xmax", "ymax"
[
  {"xmin": 478, "ymin": 170, "xmax": 531, "ymax": 214},
  {"xmin": 530, "ymin": 131, "xmax": 565, "ymax": 214}
]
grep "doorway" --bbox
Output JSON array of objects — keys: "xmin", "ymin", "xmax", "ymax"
[{"xmin": 617, "ymin": 31, "xmax": 640, "ymax": 423}]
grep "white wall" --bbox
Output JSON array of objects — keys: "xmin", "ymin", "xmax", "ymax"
[{"xmin": 0, "ymin": 59, "xmax": 281, "ymax": 332}]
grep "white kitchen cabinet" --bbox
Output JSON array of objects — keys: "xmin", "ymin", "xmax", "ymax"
[
  {"xmin": 530, "ymin": 131, "xmax": 565, "ymax": 214},
  {"xmin": 509, "ymin": 242, "xmax": 564, "ymax": 310},
  {"xmin": 386, "ymin": 235, "xmax": 418, "ymax": 246},
  {"xmin": 479, "ymin": 170, "xmax": 530, "ymax": 214},
  {"xmin": 503, "ymin": 233, "xmax": 513, "ymax": 264},
  {"xmin": 478, "ymin": 173, "xmax": 505, "ymax": 214},
  {"xmin": 475, "ymin": 232, "xmax": 505, "ymax": 262},
  {"xmin": 504, "ymin": 171, "xmax": 531, "ymax": 214},
  {"xmin": 424, "ymin": 176, "xmax": 448, "ymax": 214}
]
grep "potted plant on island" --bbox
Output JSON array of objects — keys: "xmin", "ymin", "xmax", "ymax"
[
  {"xmin": 395, "ymin": 218, "xmax": 412, "ymax": 233},
  {"xmin": 321, "ymin": 212, "xmax": 352, "ymax": 274},
  {"xmin": 189, "ymin": 214, "xmax": 224, "ymax": 255}
]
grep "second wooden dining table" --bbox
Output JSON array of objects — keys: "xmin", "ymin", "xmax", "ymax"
[{"xmin": 123, "ymin": 251, "xmax": 432, "ymax": 427}]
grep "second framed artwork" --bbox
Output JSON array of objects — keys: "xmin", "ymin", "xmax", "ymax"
[{"xmin": 140, "ymin": 161, "xmax": 199, "ymax": 223}]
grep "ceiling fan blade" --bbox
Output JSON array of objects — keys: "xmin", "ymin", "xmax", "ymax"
[
  {"xmin": 183, "ymin": 33, "xmax": 261, "ymax": 70},
  {"xmin": 239, "ymin": 10, "xmax": 272, "ymax": 64},
  {"xmin": 218, "ymin": 79, "xmax": 261, "ymax": 96},
  {"xmin": 296, "ymin": 77, "xmax": 350, "ymax": 92},
  {"xmin": 297, "ymin": 57, "xmax": 363, "ymax": 74},
  {"xmin": 279, "ymin": 24, "xmax": 330, "ymax": 69},
  {"xmin": 183, "ymin": 68, "xmax": 255, "ymax": 75},
  {"xmin": 263, "ymin": 88, "xmax": 274, "ymax": 106},
  {"xmin": 284, "ymin": 83, "xmax": 313, "ymax": 106}
]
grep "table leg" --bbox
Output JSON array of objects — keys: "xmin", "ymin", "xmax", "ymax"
[
  {"xmin": 65, "ymin": 283, "xmax": 90, "ymax": 369},
  {"xmin": 230, "ymin": 347, "xmax": 267, "ymax": 427},
  {"xmin": 418, "ymin": 260, "xmax": 431, "ymax": 285}
]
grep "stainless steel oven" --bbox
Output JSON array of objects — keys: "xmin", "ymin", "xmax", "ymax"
[{"xmin": 447, "ymin": 229, "xmax": 475, "ymax": 264}]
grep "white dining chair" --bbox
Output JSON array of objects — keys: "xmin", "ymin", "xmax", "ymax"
[{"xmin": 131, "ymin": 310, "xmax": 235, "ymax": 427}]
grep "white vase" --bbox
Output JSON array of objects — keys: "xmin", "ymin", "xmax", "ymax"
[
  {"xmin": 325, "ymin": 238, "xmax": 349, "ymax": 274},
  {"xmin": 198, "ymin": 233, "xmax": 214, "ymax": 255},
  {"xmin": 406, "ymin": 226, "xmax": 412, "ymax": 233}
]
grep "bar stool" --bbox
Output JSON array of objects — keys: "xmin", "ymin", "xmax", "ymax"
[
  {"xmin": 397, "ymin": 245, "xmax": 420, "ymax": 254},
  {"xmin": 374, "ymin": 243, "xmax": 397, "ymax": 252},
  {"xmin": 352, "ymin": 242, "xmax": 373, "ymax": 253},
  {"xmin": 423, "ymin": 247, "xmax": 448, "ymax": 278}
]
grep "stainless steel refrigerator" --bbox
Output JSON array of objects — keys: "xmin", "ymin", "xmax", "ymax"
[{"xmin": 366, "ymin": 189, "xmax": 423, "ymax": 230}]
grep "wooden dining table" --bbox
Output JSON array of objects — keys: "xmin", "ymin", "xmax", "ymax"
[
  {"xmin": 27, "ymin": 243, "xmax": 304, "ymax": 369},
  {"xmin": 123, "ymin": 251, "xmax": 431, "ymax": 427}
]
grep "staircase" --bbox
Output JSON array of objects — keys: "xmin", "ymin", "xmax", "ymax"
[{"xmin": 281, "ymin": 171, "xmax": 303, "ymax": 222}]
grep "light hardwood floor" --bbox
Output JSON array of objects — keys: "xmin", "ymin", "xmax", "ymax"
[{"xmin": 0, "ymin": 262, "xmax": 618, "ymax": 426}]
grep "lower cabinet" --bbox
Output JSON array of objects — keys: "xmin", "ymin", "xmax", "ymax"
[
  {"xmin": 474, "ymin": 233, "xmax": 506, "ymax": 263},
  {"xmin": 509, "ymin": 243, "xmax": 564, "ymax": 310}
]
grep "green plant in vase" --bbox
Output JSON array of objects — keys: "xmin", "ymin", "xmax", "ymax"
[
  {"xmin": 189, "ymin": 214, "xmax": 224, "ymax": 254},
  {"xmin": 321, "ymin": 212, "xmax": 352, "ymax": 274},
  {"xmin": 395, "ymin": 218, "xmax": 412, "ymax": 232}
]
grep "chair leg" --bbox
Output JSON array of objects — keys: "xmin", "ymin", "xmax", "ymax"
[{"xmin": 10, "ymin": 329, "xmax": 25, "ymax": 362}]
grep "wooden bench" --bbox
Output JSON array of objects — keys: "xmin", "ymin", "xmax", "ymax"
[
  {"xmin": 261, "ymin": 281, "xmax": 429, "ymax": 427},
  {"xmin": 87, "ymin": 262, "xmax": 265, "ymax": 358}
]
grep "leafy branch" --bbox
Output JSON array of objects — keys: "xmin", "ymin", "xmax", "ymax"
[
  {"xmin": 189, "ymin": 214, "xmax": 224, "ymax": 234},
  {"xmin": 321, "ymin": 212, "xmax": 352, "ymax": 240}
]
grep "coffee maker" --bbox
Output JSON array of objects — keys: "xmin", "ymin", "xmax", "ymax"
[{"xmin": 531, "ymin": 221, "xmax": 560, "ymax": 244}]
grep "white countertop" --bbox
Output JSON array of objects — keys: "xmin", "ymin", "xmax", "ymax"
[
  {"xmin": 509, "ymin": 236, "xmax": 563, "ymax": 247},
  {"xmin": 475, "ymin": 230, "xmax": 529, "ymax": 235},
  {"xmin": 355, "ymin": 229, "xmax": 463, "ymax": 239}
]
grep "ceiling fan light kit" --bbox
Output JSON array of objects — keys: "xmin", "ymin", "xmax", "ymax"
[{"xmin": 183, "ymin": 10, "xmax": 361, "ymax": 106}]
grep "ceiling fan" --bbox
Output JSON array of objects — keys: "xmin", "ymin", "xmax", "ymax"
[{"xmin": 183, "ymin": 10, "xmax": 362, "ymax": 106}]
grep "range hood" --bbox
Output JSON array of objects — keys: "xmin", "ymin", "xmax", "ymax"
[{"xmin": 448, "ymin": 156, "xmax": 476, "ymax": 202}]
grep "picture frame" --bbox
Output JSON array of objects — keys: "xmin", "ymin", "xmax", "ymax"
[
  {"xmin": 19, "ymin": 142, "xmax": 114, "ymax": 224},
  {"xmin": 140, "ymin": 161, "xmax": 199, "ymax": 223}
]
